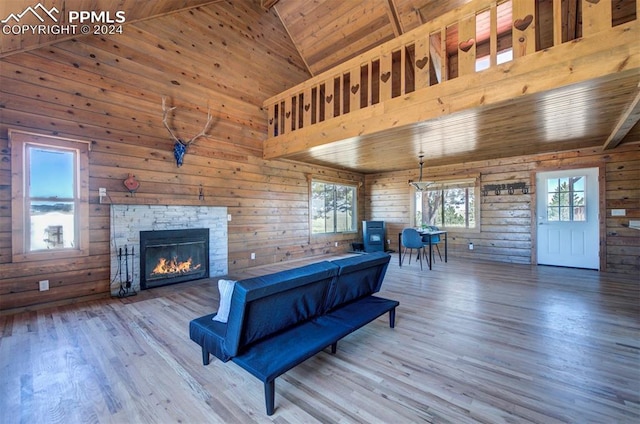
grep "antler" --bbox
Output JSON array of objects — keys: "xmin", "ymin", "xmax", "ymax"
[
  {"xmin": 161, "ymin": 96, "xmax": 212, "ymax": 146},
  {"xmin": 187, "ymin": 107, "xmax": 213, "ymax": 145},
  {"xmin": 161, "ymin": 96, "xmax": 180, "ymax": 143}
]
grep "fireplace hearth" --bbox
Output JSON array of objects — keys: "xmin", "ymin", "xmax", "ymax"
[{"xmin": 140, "ymin": 228, "xmax": 209, "ymax": 289}]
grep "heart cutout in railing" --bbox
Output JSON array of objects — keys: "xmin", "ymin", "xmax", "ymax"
[
  {"xmin": 326, "ymin": 94, "xmax": 333, "ymax": 103},
  {"xmin": 304, "ymin": 104, "xmax": 310, "ymax": 111},
  {"xmin": 514, "ymin": 14, "xmax": 534, "ymax": 31},
  {"xmin": 286, "ymin": 111, "xmax": 291, "ymax": 118},
  {"xmin": 351, "ymin": 84, "xmax": 360, "ymax": 94},
  {"xmin": 381, "ymin": 71, "xmax": 391, "ymax": 83},
  {"xmin": 585, "ymin": 0, "xmax": 600, "ymax": 3},
  {"xmin": 416, "ymin": 56, "xmax": 429, "ymax": 69},
  {"xmin": 458, "ymin": 38, "xmax": 475, "ymax": 53},
  {"xmin": 269, "ymin": 118, "xmax": 273, "ymax": 125}
]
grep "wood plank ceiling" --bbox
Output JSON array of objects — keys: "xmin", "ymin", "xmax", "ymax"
[{"xmin": 2, "ymin": 0, "xmax": 639, "ymax": 174}]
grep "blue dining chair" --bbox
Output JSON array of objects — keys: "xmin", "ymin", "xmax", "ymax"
[
  {"xmin": 401, "ymin": 228, "xmax": 427, "ymax": 270},
  {"xmin": 423, "ymin": 226, "xmax": 442, "ymax": 263}
]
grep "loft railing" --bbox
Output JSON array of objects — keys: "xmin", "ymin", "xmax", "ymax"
[{"xmin": 264, "ymin": 0, "xmax": 637, "ymax": 139}]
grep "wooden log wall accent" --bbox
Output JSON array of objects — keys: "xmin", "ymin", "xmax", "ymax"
[
  {"xmin": 365, "ymin": 143, "xmax": 640, "ymax": 274},
  {"xmin": 0, "ymin": 0, "xmax": 364, "ymax": 314}
]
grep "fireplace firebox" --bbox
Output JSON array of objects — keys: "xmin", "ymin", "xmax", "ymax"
[{"xmin": 140, "ymin": 228, "xmax": 209, "ymax": 289}]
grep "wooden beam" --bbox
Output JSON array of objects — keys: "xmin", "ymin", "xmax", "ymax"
[
  {"xmin": 414, "ymin": 7, "xmax": 424, "ymax": 26},
  {"xmin": 261, "ymin": 0, "xmax": 280, "ymax": 11},
  {"xmin": 603, "ymin": 85, "xmax": 640, "ymax": 150},
  {"xmin": 385, "ymin": 0, "xmax": 403, "ymax": 37},
  {"xmin": 272, "ymin": 4, "xmax": 314, "ymax": 77}
]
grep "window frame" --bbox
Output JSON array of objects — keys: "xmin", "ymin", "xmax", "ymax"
[
  {"xmin": 412, "ymin": 176, "xmax": 480, "ymax": 232},
  {"xmin": 10, "ymin": 130, "xmax": 90, "ymax": 262},
  {"xmin": 309, "ymin": 178, "xmax": 358, "ymax": 236}
]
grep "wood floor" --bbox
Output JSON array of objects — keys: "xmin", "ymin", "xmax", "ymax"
[{"xmin": 1, "ymin": 256, "xmax": 638, "ymax": 423}]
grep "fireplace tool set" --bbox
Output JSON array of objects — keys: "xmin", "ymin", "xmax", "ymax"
[{"xmin": 117, "ymin": 245, "xmax": 137, "ymax": 298}]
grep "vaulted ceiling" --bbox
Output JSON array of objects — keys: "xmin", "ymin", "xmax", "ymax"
[
  {"xmin": 0, "ymin": 0, "xmax": 469, "ymax": 63},
  {"xmin": 1, "ymin": 0, "xmax": 638, "ymax": 174},
  {"xmin": 272, "ymin": 0, "xmax": 511, "ymax": 75}
]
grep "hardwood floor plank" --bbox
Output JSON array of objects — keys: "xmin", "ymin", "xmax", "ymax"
[{"xmin": 0, "ymin": 257, "xmax": 638, "ymax": 423}]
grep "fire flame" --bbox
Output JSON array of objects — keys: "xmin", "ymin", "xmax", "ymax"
[{"xmin": 151, "ymin": 257, "xmax": 202, "ymax": 275}]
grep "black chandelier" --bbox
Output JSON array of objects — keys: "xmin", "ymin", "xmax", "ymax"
[{"xmin": 408, "ymin": 155, "xmax": 433, "ymax": 191}]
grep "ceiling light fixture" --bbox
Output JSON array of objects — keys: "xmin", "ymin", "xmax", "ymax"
[{"xmin": 409, "ymin": 155, "xmax": 433, "ymax": 191}]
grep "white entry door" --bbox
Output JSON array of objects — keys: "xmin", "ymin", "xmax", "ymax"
[{"xmin": 536, "ymin": 168, "xmax": 599, "ymax": 269}]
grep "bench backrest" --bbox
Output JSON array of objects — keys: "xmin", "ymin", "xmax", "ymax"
[
  {"xmin": 222, "ymin": 253, "xmax": 391, "ymax": 357},
  {"xmin": 224, "ymin": 261, "xmax": 339, "ymax": 357},
  {"xmin": 326, "ymin": 252, "xmax": 391, "ymax": 311}
]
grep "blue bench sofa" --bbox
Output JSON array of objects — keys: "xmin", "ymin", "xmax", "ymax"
[{"xmin": 189, "ymin": 252, "xmax": 399, "ymax": 415}]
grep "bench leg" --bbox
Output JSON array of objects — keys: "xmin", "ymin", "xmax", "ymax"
[
  {"xmin": 202, "ymin": 348, "xmax": 210, "ymax": 366},
  {"xmin": 331, "ymin": 342, "xmax": 337, "ymax": 354},
  {"xmin": 265, "ymin": 380, "xmax": 275, "ymax": 415},
  {"xmin": 389, "ymin": 308, "xmax": 396, "ymax": 328}
]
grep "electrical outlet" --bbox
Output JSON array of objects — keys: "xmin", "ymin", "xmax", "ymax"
[
  {"xmin": 612, "ymin": 209, "xmax": 626, "ymax": 216},
  {"xmin": 99, "ymin": 187, "xmax": 107, "ymax": 196},
  {"xmin": 227, "ymin": 214, "xmax": 232, "ymax": 221},
  {"xmin": 250, "ymin": 252, "xmax": 256, "ymax": 260},
  {"xmin": 468, "ymin": 242, "xmax": 474, "ymax": 250},
  {"xmin": 387, "ymin": 239, "xmax": 391, "ymax": 245},
  {"xmin": 334, "ymin": 242, "xmax": 339, "ymax": 247},
  {"xmin": 39, "ymin": 280, "xmax": 49, "ymax": 291}
]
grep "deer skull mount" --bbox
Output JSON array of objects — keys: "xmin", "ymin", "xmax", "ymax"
[{"xmin": 162, "ymin": 97, "xmax": 213, "ymax": 167}]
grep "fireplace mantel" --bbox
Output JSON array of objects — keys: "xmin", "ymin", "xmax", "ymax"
[
  {"xmin": 109, "ymin": 205, "xmax": 228, "ymax": 296},
  {"xmin": 101, "ymin": 195, "xmax": 211, "ymax": 206}
]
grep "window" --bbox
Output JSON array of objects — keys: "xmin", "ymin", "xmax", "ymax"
[
  {"xmin": 10, "ymin": 130, "xmax": 90, "ymax": 262},
  {"xmin": 476, "ymin": 48, "xmax": 513, "ymax": 72},
  {"xmin": 311, "ymin": 180, "xmax": 357, "ymax": 234},
  {"xmin": 414, "ymin": 178, "xmax": 478, "ymax": 229},
  {"xmin": 546, "ymin": 176, "xmax": 586, "ymax": 221}
]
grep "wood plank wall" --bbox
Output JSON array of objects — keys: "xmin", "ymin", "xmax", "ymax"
[
  {"xmin": 0, "ymin": 0, "xmax": 637, "ymax": 314},
  {"xmin": 365, "ymin": 143, "xmax": 640, "ymax": 274},
  {"xmin": 0, "ymin": 0, "xmax": 363, "ymax": 313}
]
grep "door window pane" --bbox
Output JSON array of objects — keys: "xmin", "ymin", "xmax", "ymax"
[{"xmin": 546, "ymin": 176, "xmax": 586, "ymax": 222}]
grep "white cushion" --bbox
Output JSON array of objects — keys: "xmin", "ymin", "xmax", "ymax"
[{"xmin": 212, "ymin": 279, "xmax": 236, "ymax": 323}]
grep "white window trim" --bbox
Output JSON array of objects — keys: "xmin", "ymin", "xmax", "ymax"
[{"xmin": 10, "ymin": 129, "xmax": 91, "ymax": 262}]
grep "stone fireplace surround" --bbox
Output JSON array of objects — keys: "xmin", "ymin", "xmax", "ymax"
[{"xmin": 109, "ymin": 205, "xmax": 228, "ymax": 296}]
